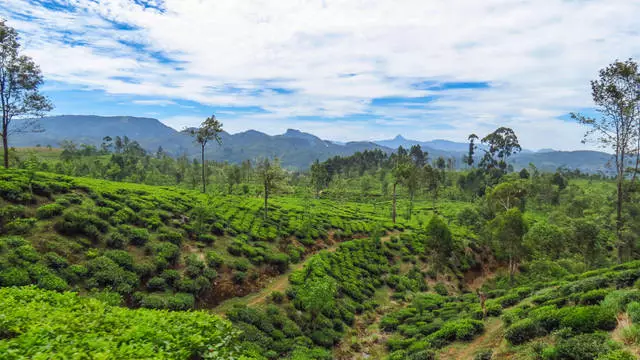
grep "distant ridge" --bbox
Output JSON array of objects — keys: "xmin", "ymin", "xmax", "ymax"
[{"xmin": 9, "ymin": 115, "xmax": 612, "ymax": 172}]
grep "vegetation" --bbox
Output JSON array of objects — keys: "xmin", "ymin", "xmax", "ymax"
[
  {"xmin": 2, "ymin": 21, "xmax": 640, "ymax": 359},
  {"xmin": 0, "ymin": 19, "xmax": 53, "ymax": 169}
]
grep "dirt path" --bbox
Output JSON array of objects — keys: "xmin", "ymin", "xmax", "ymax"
[
  {"xmin": 439, "ymin": 317, "xmax": 504, "ymax": 360},
  {"xmin": 214, "ymin": 232, "xmax": 399, "ymax": 314}
]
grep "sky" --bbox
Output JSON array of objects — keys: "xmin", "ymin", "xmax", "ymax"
[{"xmin": 1, "ymin": 0, "xmax": 639, "ymax": 150}]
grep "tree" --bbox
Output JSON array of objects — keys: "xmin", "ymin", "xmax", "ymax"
[
  {"xmin": 409, "ymin": 144, "xmax": 427, "ymax": 167},
  {"xmin": 425, "ymin": 216, "xmax": 453, "ymax": 273},
  {"xmin": 257, "ymin": 158, "xmax": 285, "ymax": 220},
  {"xmin": 101, "ymin": 136, "xmax": 113, "ymax": 154},
  {"xmin": 310, "ymin": 159, "xmax": 330, "ymax": 198},
  {"xmin": 424, "ymin": 164, "xmax": 442, "ymax": 209},
  {"xmin": 466, "ymin": 134, "xmax": 479, "ymax": 168},
  {"xmin": 487, "ymin": 180, "xmax": 527, "ymax": 212},
  {"xmin": 523, "ymin": 222, "xmax": 565, "ymax": 260},
  {"xmin": 187, "ymin": 114, "xmax": 223, "ymax": 193},
  {"xmin": 391, "ymin": 151, "xmax": 412, "ymax": 223},
  {"xmin": 488, "ymin": 208, "xmax": 527, "ymax": 281},
  {"xmin": 572, "ymin": 218, "xmax": 605, "ymax": 268},
  {"xmin": 295, "ymin": 276, "xmax": 337, "ymax": 327},
  {"xmin": 571, "ymin": 59, "xmax": 640, "ymax": 262},
  {"xmin": 404, "ymin": 166, "xmax": 421, "ymax": 220},
  {"xmin": 1, "ymin": 20, "xmax": 53, "ymax": 168},
  {"xmin": 225, "ymin": 166, "xmax": 241, "ymax": 194},
  {"xmin": 480, "ymin": 127, "xmax": 522, "ymax": 172}
]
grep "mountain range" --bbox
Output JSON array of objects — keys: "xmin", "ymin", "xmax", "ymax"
[{"xmin": 9, "ymin": 115, "xmax": 613, "ymax": 172}]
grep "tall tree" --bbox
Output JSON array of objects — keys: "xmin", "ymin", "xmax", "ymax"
[
  {"xmin": 391, "ymin": 149, "xmax": 412, "ymax": 223},
  {"xmin": 409, "ymin": 144, "xmax": 427, "ymax": 167},
  {"xmin": 188, "ymin": 114, "xmax": 223, "ymax": 193},
  {"xmin": 0, "ymin": 20, "xmax": 53, "ymax": 168},
  {"xmin": 310, "ymin": 159, "xmax": 330, "ymax": 198},
  {"xmin": 257, "ymin": 157, "xmax": 285, "ymax": 220},
  {"xmin": 571, "ymin": 59, "xmax": 640, "ymax": 262},
  {"xmin": 425, "ymin": 216, "xmax": 453, "ymax": 273},
  {"xmin": 466, "ymin": 134, "xmax": 479, "ymax": 168},
  {"xmin": 225, "ymin": 165, "xmax": 242, "ymax": 194},
  {"xmin": 489, "ymin": 208, "xmax": 527, "ymax": 282},
  {"xmin": 480, "ymin": 127, "xmax": 522, "ymax": 172}
]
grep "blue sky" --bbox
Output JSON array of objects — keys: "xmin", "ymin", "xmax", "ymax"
[{"xmin": 2, "ymin": 0, "xmax": 640, "ymax": 150}]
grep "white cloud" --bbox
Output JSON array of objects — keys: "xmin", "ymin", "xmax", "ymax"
[
  {"xmin": 132, "ymin": 99, "xmax": 176, "ymax": 106},
  {"xmin": 1, "ymin": 0, "xmax": 639, "ymax": 150}
]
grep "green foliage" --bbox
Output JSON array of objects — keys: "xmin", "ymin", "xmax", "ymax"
[
  {"xmin": 626, "ymin": 301, "xmax": 640, "ymax": 323},
  {"xmin": 35, "ymin": 203, "xmax": 65, "ymax": 219},
  {"xmin": 554, "ymin": 333, "xmax": 615, "ymax": 360},
  {"xmin": 0, "ymin": 287, "xmax": 250, "ymax": 359},
  {"xmin": 425, "ymin": 216, "xmax": 453, "ymax": 271},
  {"xmin": 505, "ymin": 318, "xmax": 542, "ymax": 345}
]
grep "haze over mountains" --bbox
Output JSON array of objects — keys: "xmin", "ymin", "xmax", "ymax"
[{"xmin": 10, "ymin": 115, "xmax": 612, "ymax": 172}]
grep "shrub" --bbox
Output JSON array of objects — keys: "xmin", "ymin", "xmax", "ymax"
[
  {"xmin": 104, "ymin": 250, "xmax": 134, "ymax": 270},
  {"xmin": 5, "ymin": 218, "xmax": 37, "ymax": 235},
  {"xmin": 579, "ymin": 289, "xmax": 609, "ymax": 305},
  {"xmin": 37, "ymin": 274, "xmax": 68, "ymax": 291},
  {"xmin": 160, "ymin": 269, "xmax": 181, "ymax": 287},
  {"xmin": 44, "ymin": 252, "xmax": 69, "ymax": 270},
  {"xmin": 560, "ymin": 306, "xmax": 617, "ymax": 333},
  {"xmin": 485, "ymin": 301, "xmax": 503, "ymax": 317},
  {"xmin": 528, "ymin": 305, "xmax": 562, "ymax": 333},
  {"xmin": 36, "ymin": 203, "xmax": 65, "ymax": 219},
  {"xmin": 627, "ymin": 302, "xmax": 640, "ymax": 323},
  {"xmin": 426, "ymin": 319, "xmax": 483, "ymax": 348},
  {"xmin": 0, "ymin": 287, "xmax": 242, "ymax": 358},
  {"xmin": 118, "ymin": 225, "xmax": 150, "ymax": 246},
  {"xmin": 504, "ymin": 318, "xmax": 542, "ymax": 345},
  {"xmin": 597, "ymin": 350, "xmax": 637, "ymax": 360},
  {"xmin": 197, "ymin": 234, "xmax": 216, "ymax": 245},
  {"xmin": 0, "ymin": 268, "xmax": 31, "ymax": 286},
  {"xmin": 601, "ymin": 290, "xmax": 640, "ymax": 313},
  {"xmin": 206, "ymin": 251, "xmax": 224, "ymax": 268},
  {"xmin": 106, "ymin": 232, "xmax": 128, "ymax": 249},
  {"xmin": 152, "ymin": 242, "xmax": 180, "ymax": 264},
  {"xmin": 474, "ymin": 349, "xmax": 493, "ymax": 360},
  {"xmin": 620, "ymin": 324, "xmax": 640, "ymax": 345},
  {"xmin": 555, "ymin": 333, "xmax": 612, "ymax": 360},
  {"xmin": 434, "ymin": 282, "xmax": 448, "ymax": 296},
  {"xmin": 55, "ymin": 210, "xmax": 108, "ymax": 240},
  {"xmin": 497, "ymin": 294, "xmax": 520, "ymax": 308},
  {"xmin": 146, "ymin": 277, "xmax": 167, "ymax": 291},
  {"xmin": 408, "ymin": 349, "xmax": 436, "ymax": 360},
  {"xmin": 270, "ymin": 291, "xmax": 285, "ymax": 304},
  {"xmin": 233, "ymin": 271, "xmax": 247, "ymax": 284},
  {"xmin": 157, "ymin": 229, "xmax": 184, "ymax": 245},
  {"xmin": 0, "ymin": 181, "xmax": 30, "ymax": 202}
]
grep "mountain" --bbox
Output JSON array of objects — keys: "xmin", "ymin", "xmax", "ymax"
[
  {"xmin": 10, "ymin": 115, "xmax": 194, "ymax": 154},
  {"xmin": 9, "ymin": 115, "xmax": 390, "ymax": 168},
  {"xmin": 375, "ymin": 134, "xmax": 479, "ymax": 154},
  {"xmin": 9, "ymin": 115, "xmax": 613, "ymax": 172}
]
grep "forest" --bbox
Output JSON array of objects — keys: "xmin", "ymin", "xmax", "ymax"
[{"xmin": 3, "ymin": 18, "xmax": 640, "ymax": 360}]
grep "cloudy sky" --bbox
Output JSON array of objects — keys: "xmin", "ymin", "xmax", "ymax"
[{"xmin": 1, "ymin": 0, "xmax": 639, "ymax": 150}]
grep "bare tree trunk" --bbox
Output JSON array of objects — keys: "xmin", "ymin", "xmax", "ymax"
[
  {"xmin": 392, "ymin": 182, "xmax": 397, "ymax": 224},
  {"xmin": 616, "ymin": 176, "xmax": 624, "ymax": 262},
  {"xmin": 633, "ymin": 134, "xmax": 640, "ymax": 184},
  {"xmin": 264, "ymin": 184, "xmax": 269, "ymax": 221},
  {"xmin": 201, "ymin": 144, "xmax": 206, "ymax": 193},
  {"xmin": 2, "ymin": 130, "xmax": 8, "ymax": 169}
]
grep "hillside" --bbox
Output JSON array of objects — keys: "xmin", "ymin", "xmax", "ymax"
[
  {"xmin": 8, "ymin": 115, "xmax": 613, "ymax": 172},
  {"xmin": 1, "ymin": 161, "xmax": 639, "ymax": 359},
  {"xmin": 9, "ymin": 116, "xmax": 391, "ymax": 169}
]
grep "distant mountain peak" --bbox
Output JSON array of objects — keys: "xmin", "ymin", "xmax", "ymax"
[
  {"xmin": 284, "ymin": 129, "xmax": 304, "ymax": 136},
  {"xmin": 393, "ymin": 134, "xmax": 406, "ymax": 141}
]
